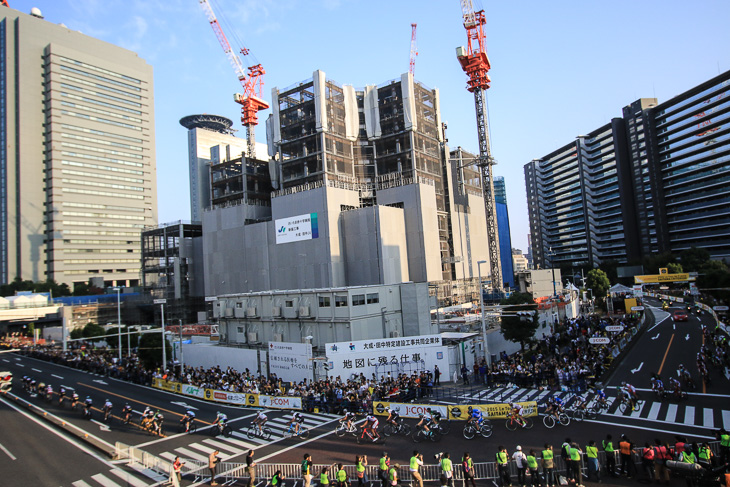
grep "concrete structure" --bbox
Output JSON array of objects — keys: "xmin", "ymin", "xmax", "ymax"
[
  {"xmin": 202, "ymin": 71, "xmax": 490, "ymax": 306},
  {"xmin": 512, "ymin": 248, "xmax": 529, "ymax": 272},
  {"xmin": 212, "ymin": 282, "xmax": 435, "ymax": 352},
  {"xmin": 0, "ymin": 7, "xmax": 157, "ymax": 287},
  {"xmin": 493, "ymin": 176, "xmax": 514, "ymax": 288},
  {"xmin": 527, "ymin": 69, "xmax": 730, "ymax": 267},
  {"xmin": 515, "ymin": 268, "xmax": 563, "ymax": 300}
]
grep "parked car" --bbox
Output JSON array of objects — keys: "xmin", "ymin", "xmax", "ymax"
[{"xmin": 672, "ymin": 310, "xmax": 688, "ymax": 322}]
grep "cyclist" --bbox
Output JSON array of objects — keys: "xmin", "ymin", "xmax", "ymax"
[
  {"xmin": 153, "ymin": 411, "xmax": 164, "ymax": 435},
  {"xmin": 22, "ymin": 376, "xmax": 29, "ymax": 391},
  {"xmin": 29, "ymin": 378, "xmax": 37, "ymax": 393},
  {"xmin": 122, "ymin": 403, "xmax": 133, "ymax": 424},
  {"xmin": 650, "ymin": 375, "xmax": 664, "ymax": 396},
  {"xmin": 213, "ymin": 411, "xmax": 228, "ymax": 434},
  {"xmin": 594, "ymin": 387, "xmax": 607, "ymax": 408},
  {"xmin": 102, "ymin": 399, "xmax": 113, "ymax": 421},
  {"xmin": 84, "ymin": 396, "xmax": 93, "ymax": 417},
  {"xmin": 141, "ymin": 406, "xmax": 155, "ymax": 428},
  {"xmin": 362, "ymin": 413, "xmax": 380, "ymax": 442},
  {"xmin": 44, "ymin": 384, "xmax": 54, "ymax": 401},
  {"xmin": 71, "ymin": 392, "xmax": 80, "ymax": 409},
  {"xmin": 253, "ymin": 410, "xmax": 268, "ymax": 434},
  {"xmin": 509, "ymin": 402, "xmax": 527, "ymax": 427},
  {"xmin": 58, "ymin": 386, "xmax": 66, "ymax": 404},
  {"xmin": 290, "ymin": 412, "xmax": 304, "ymax": 436},
  {"xmin": 467, "ymin": 406, "xmax": 484, "ymax": 428},
  {"xmin": 416, "ymin": 408, "xmax": 433, "ymax": 434},
  {"xmin": 340, "ymin": 409, "xmax": 356, "ymax": 431},
  {"xmin": 37, "ymin": 382, "xmax": 46, "ymax": 396},
  {"xmin": 181, "ymin": 410, "xmax": 195, "ymax": 432},
  {"xmin": 385, "ymin": 407, "xmax": 400, "ymax": 429},
  {"xmin": 545, "ymin": 396, "xmax": 564, "ymax": 422},
  {"xmin": 620, "ymin": 382, "xmax": 638, "ymax": 410}
]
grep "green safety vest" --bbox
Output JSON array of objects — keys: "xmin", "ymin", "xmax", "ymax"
[
  {"xmin": 272, "ymin": 475, "xmax": 281, "ymax": 486},
  {"xmin": 389, "ymin": 468, "xmax": 397, "ymax": 481},
  {"xmin": 526, "ymin": 455, "xmax": 538, "ymax": 469},
  {"xmin": 699, "ymin": 447, "xmax": 711, "ymax": 461},
  {"xmin": 496, "ymin": 452, "xmax": 508, "ymax": 465},
  {"xmin": 542, "ymin": 449, "xmax": 554, "ymax": 468},
  {"xmin": 302, "ymin": 461, "xmax": 310, "ymax": 475},
  {"xmin": 682, "ymin": 451, "xmax": 696, "ymax": 464},
  {"xmin": 337, "ymin": 469, "xmax": 347, "ymax": 482},
  {"xmin": 721, "ymin": 434, "xmax": 730, "ymax": 447},
  {"xmin": 441, "ymin": 458, "xmax": 452, "ymax": 472},
  {"xmin": 586, "ymin": 446, "xmax": 598, "ymax": 459},
  {"xmin": 380, "ymin": 458, "xmax": 389, "ymax": 471},
  {"xmin": 570, "ymin": 448, "xmax": 581, "ymax": 462},
  {"xmin": 603, "ymin": 440, "xmax": 614, "ymax": 453},
  {"xmin": 462, "ymin": 457, "xmax": 473, "ymax": 471},
  {"xmin": 357, "ymin": 461, "xmax": 365, "ymax": 473},
  {"xmin": 321, "ymin": 473, "xmax": 330, "ymax": 485},
  {"xmin": 410, "ymin": 457, "xmax": 420, "ymax": 471}
]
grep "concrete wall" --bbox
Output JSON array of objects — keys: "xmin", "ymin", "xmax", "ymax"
[{"xmin": 181, "ymin": 343, "xmax": 260, "ymax": 374}]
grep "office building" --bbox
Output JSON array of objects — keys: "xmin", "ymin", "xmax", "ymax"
[
  {"xmin": 512, "ymin": 248, "xmax": 528, "ymax": 272},
  {"xmin": 493, "ymin": 176, "xmax": 514, "ymax": 288},
  {"xmin": 202, "ymin": 71, "xmax": 491, "ymax": 306},
  {"xmin": 1, "ymin": 7, "xmax": 157, "ymax": 287},
  {"xmin": 526, "ymin": 70, "xmax": 730, "ymax": 267}
]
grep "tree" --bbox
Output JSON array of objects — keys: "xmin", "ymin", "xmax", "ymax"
[
  {"xmin": 586, "ymin": 269, "xmax": 611, "ymax": 301},
  {"xmin": 666, "ymin": 262, "xmax": 683, "ymax": 274},
  {"xmin": 0, "ymin": 277, "xmax": 72, "ymax": 297},
  {"xmin": 500, "ymin": 292, "xmax": 535, "ymax": 306},
  {"xmin": 500, "ymin": 305, "xmax": 539, "ymax": 350},
  {"xmin": 69, "ymin": 328, "xmax": 84, "ymax": 340},
  {"xmin": 138, "ymin": 330, "xmax": 172, "ymax": 370},
  {"xmin": 642, "ymin": 252, "xmax": 677, "ymax": 275},
  {"xmin": 679, "ymin": 247, "xmax": 711, "ymax": 272},
  {"xmin": 81, "ymin": 322, "xmax": 106, "ymax": 341},
  {"xmin": 598, "ymin": 259, "xmax": 620, "ymax": 284}
]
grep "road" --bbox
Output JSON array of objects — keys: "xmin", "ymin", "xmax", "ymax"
[{"xmin": 0, "ymin": 301, "xmax": 727, "ymax": 486}]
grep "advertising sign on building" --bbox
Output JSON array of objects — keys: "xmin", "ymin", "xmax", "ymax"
[
  {"xmin": 268, "ymin": 341, "xmax": 313, "ymax": 383},
  {"xmin": 275, "ymin": 213, "xmax": 319, "ymax": 244},
  {"xmin": 325, "ymin": 334, "xmax": 448, "ymax": 380}
]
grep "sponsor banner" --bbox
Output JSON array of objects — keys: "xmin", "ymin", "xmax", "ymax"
[
  {"xmin": 605, "ymin": 325, "xmax": 624, "ymax": 332},
  {"xmin": 372, "ymin": 401, "xmax": 448, "ymax": 419},
  {"xmin": 327, "ymin": 335, "xmax": 442, "ymax": 355},
  {"xmin": 259, "ymin": 395, "xmax": 302, "ymax": 410},
  {"xmin": 714, "ymin": 306, "xmax": 729, "ymax": 311},
  {"xmin": 152, "ymin": 378, "xmax": 181, "ymax": 393},
  {"xmin": 203, "ymin": 389, "xmax": 259, "ymax": 406},
  {"xmin": 275, "ymin": 213, "xmax": 319, "ymax": 244},
  {"xmin": 589, "ymin": 337, "xmax": 610, "ymax": 344},
  {"xmin": 631, "ymin": 306, "xmax": 645, "ymax": 311},
  {"xmin": 181, "ymin": 384, "xmax": 205, "ymax": 398},
  {"xmin": 447, "ymin": 402, "xmax": 538, "ymax": 420},
  {"xmin": 634, "ymin": 273, "xmax": 690, "ymax": 284}
]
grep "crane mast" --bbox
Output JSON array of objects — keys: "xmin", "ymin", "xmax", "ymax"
[
  {"xmin": 199, "ymin": 0, "xmax": 269, "ymax": 159},
  {"xmin": 409, "ymin": 23, "xmax": 418, "ymax": 76},
  {"xmin": 456, "ymin": 0, "xmax": 502, "ymax": 295}
]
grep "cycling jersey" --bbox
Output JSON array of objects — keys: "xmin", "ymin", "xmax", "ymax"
[
  {"xmin": 104, "ymin": 401, "xmax": 112, "ymax": 409},
  {"xmin": 421, "ymin": 412, "xmax": 432, "ymax": 421},
  {"xmin": 216, "ymin": 414, "xmax": 228, "ymax": 423},
  {"xmin": 257, "ymin": 412, "xmax": 268, "ymax": 420},
  {"xmin": 292, "ymin": 414, "xmax": 303, "ymax": 423},
  {"xmin": 471, "ymin": 410, "xmax": 482, "ymax": 419},
  {"xmin": 186, "ymin": 411, "xmax": 196, "ymax": 419},
  {"xmin": 84, "ymin": 399, "xmax": 92, "ymax": 406},
  {"xmin": 596, "ymin": 390, "xmax": 606, "ymax": 399},
  {"xmin": 46, "ymin": 386, "xmax": 53, "ymax": 393}
]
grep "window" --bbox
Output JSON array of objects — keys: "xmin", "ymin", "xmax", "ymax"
[
  {"xmin": 285, "ymin": 300, "xmax": 294, "ymax": 308},
  {"xmin": 352, "ymin": 294, "xmax": 365, "ymax": 306},
  {"xmin": 237, "ymin": 326, "xmax": 245, "ymax": 333},
  {"xmin": 335, "ymin": 295, "xmax": 348, "ymax": 307},
  {"xmin": 367, "ymin": 293, "xmax": 379, "ymax": 304},
  {"xmin": 318, "ymin": 296, "xmax": 330, "ymax": 308},
  {"xmin": 235, "ymin": 302, "xmax": 243, "ymax": 308}
]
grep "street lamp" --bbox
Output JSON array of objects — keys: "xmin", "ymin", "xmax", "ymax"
[
  {"xmin": 547, "ymin": 247, "xmax": 557, "ymax": 299},
  {"xmin": 477, "ymin": 260, "xmax": 491, "ymax": 366},
  {"xmin": 113, "ymin": 287, "xmax": 121, "ymax": 363},
  {"xmin": 153, "ymin": 298, "xmax": 167, "ymax": 370}
]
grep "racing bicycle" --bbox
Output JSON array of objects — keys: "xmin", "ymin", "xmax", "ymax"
[{"xmin": 463, "ymin": 420, "xmax": 493, "ymax": 439}]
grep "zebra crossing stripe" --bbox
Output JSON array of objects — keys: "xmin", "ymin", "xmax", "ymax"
[
  {"xmin": 666, "ymin": 404, "xmax": 678, "ymax": 423},
  {"xmin": 72, "ymin": 481, "xmax": 93, "ymax": 487},
  {"xmin": 90, "ymin": 473, "xmax": 121, "ymax": 487},
  {"xmin": 188, "ymin": 442, "xmax": 219, "ymax": 456},
  {"xmin": 174, "ymin": 447, "xmax": 208, "ymax": 462},
  {"xmin": 215, "ymin": 434, "xmax": 257, "ymax": 450},
  {"xmin": 722, "ymin": 410, "xmax": 730, "ymax": 429},
  {"xmin": 159, "ymin": 452, "xmax": 176, "ymax": 462},
  {"xmin": 703, "ymin": 408, "xmax": 714, "ymax": 429},
  {"xmin": 648, "ymin": 403, "xmax": 661, "ymax": 420},
  {"xmin": 202, "ymin": 438, "xmax": 240, "ymax": 454},
  {"xmin": 684, "ymin": 406, "xmax": 695, "ymax": 425},
  {"xmin": 108, "ymin": 468, "xmax": 148, "ymax": 487}
]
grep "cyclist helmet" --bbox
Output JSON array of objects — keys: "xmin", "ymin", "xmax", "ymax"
[
  {"xmin": 217, "ymin": 411, "xmax": 221, "ymax": 415},
  {"xmin": 467, "ymin": 406, "xmax": 473, "ymax": 413},
  {"xmin": 343, "ymin": 409, "xmax": 348, "ymax": 413},
  {"xmin": 426, "ymin": 407, "xmax": 432, "ymax": 413},
  {"xmin": 386, "ymin": 407, "xmax": 391, "ymax": 413},
  {"xmin": 621, "ymin": 381, "xmax": 626, "ymax": 386}
]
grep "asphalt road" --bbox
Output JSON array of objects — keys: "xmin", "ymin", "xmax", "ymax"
[{"xmin": 0, "ymin": 301, "xmax": 727, "ymax": 486}]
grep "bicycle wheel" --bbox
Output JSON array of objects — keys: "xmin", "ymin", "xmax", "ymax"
[
  {"xmin": 618, "ymin": 401, "xmax": 628, "ymax": 414},
  {"xmin": 543, "ymin": 415, "xmax": 556, "ymax": 429},
  {"xmin": 189, "ymin": 422, "xmax": 198, "ymax": 433},
  {"xmin": 298, "ymin": 427, "xmax": 310, "ymax": 439},
  {"xmin": 412, "ymin": 430, "xmax": 423, "ymax": 443},
  {"xmin": 505, "ymin": 419, "xmax": 517, "ymax": 431},
  {"xmin": 222, "ymin": 425, "xmax": 232, "ymax": 438},
  {"xmin": 463, "ymin": 425, "xmax": 476, "ymax": 440},
  {"xmin": 558, "ymin": 413, "xmax": 570, "ymax": 426},
  {"xmin": 383, "ymin": 424, "xmax": 394, "ymax": 437},
  {"xmin": 480, "ymin": 424, "xmax": 493, "ymax": 438},
  {"xmin": 428, "ymin": 430, "xmax": 441, "ymax": 442},
  {"xmin": 400, "ymin": 423, "xmax": 412, "ymax": 436},
  {"xmin": 336, "ymin": 425, "xmax": 347, "ymax": 437},
  {"xmin": 246, "ymin": 427, "xmax": 256, "ymax": 439},
  {"xmin": 437, "ymin": 421, "xmax": 450, "ymax": 435},
  {"xmin": 584, "ymin": 407, "xmax": 597, "ymax": 420},
  {"xmin": 572, "ymin": 409, "xmax": 584, "ymax": 422},
  {"xmin": 523, "ymin": 417, "xmax": 534, "ymax": 430}
]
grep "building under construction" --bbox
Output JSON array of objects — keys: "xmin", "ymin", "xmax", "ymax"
[{"xmin": 201, "ymin": 71, "xmax": 492, "ymax": 306}]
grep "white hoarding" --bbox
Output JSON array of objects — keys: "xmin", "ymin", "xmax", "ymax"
[
  {"xmin": 268, "ymin": 341, "xmax": 313, "ymax": 383},
  {"xmin": 325, "ymin": 335, "xmax": 448, "ymax": 380},
  {"xmin": 275, "ymin": 213, "xmax": 319, "ymax": 244}
]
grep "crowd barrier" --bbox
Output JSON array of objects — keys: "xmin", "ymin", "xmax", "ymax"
[
  {"xmin": 151, "ymin": 378, "xmax": 303, "ymax": 410},
  {"xmin": 372, "ymin": 401, "xmax": 539, "ymax": 420}
]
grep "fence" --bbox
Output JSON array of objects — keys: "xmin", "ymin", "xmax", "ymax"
[{"xmin": 114, "ymin": 442, "xmax": 207, "ymax": 487}]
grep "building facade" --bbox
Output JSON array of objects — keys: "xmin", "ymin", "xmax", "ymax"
[
  {"xmin": 493, "ymin": 176, "xmax": 514, "ymax": 288},
  {"xmin": 527, "ymin": 70, "xmax": 730, "ymax": 267},
  {"xmin": 0, "ymin": 7, "xmax": 157, "ymax": 287}
]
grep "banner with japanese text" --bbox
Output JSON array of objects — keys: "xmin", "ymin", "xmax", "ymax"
[{"xmin": 268, "ymin": 341, "xmax": 313, "ymax": 383}]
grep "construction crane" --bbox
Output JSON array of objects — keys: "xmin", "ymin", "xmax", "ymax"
[
  {"xmin": 455, "ymin": 0, "xmax": 502, "ymax": 295},
  {"xmin": 409, "ymin": 23, "xmax": 418, "ymax": 76},
  {"xmin": 199, "ymin": 0, "xmax": 269, "ymax": 160},
  {"xmin": 1, "ymin": 1, "xmax": 9, "ymax": 7}
]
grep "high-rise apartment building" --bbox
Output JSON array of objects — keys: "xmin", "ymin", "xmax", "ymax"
[
  {"xmin": 526, "ymin": 70, "xmax": 730, "ymax": 268},
  {"xmin": 1, "ymin": 7, "xmax": 157, "ymax": 287},
  {"xmin": 493, "ymin": 176, "xmax": 514, "ymax": 288}
]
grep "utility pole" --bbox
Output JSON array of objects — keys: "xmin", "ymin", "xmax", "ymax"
[{"xmin": 154, "ymin": 299, "xmax": 167, "ymax": 370}]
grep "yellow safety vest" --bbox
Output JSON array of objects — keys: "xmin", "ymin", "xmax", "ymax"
[
  {"xmin": 410, "ymin": 457, "xmax": 420, "ymax": 471},
  {"xmin": 586, "ymin": 446, "xmax": 598, "ymax": 459},
  {"xmin": 337, "ymin": 469, "xmax": 347, "ymax": 482},
  {"xmin": 496, "ymin": 451, "xmax": 508, "ymax": 465},
  {"xmin": 321, "ymin": 473, "xmax": 330, "ymax": 485}
]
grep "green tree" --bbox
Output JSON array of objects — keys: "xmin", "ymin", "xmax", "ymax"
[
  {"xmin": 138, "ymin": 330, "xmax": 172, "ymax": 370},
  {"xmin": 642, "ymin": 252, "xmax": 678, "ymax": 275},
  {"xmin": 586, "ymin": 269, "xmax": 611, "ymax": 301},
  {"xmin": 82, "ymin": 322, "xmax": 106, "ymax": 341},
  {"xmin": 500, "ymin": 292, "xmax": 535, "ymax": 306},
  {"xmin": 69, "ymin": 328, "xmax": 84, "ymax": 340},
  {"xmin": 500, "ymin": 306, "xmax": 539, "ymax": 350},
  {"xmin": 598, "ymin": 259, "xmax": 620, "ymax": 284},
  {"xmin": 679, "ymin": 247, "xmax": 711, "ymax": 272},
  {"xmin": 106, "ymin": 326, "xmax": 140, "ymax": 354},
  {"xmin": 666, "ymin": 262, "xmax": 683, "ymax": 274}
]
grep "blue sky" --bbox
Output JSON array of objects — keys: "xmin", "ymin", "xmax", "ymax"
[{"xmin": 21, "ymin": 0, "xmax": 730, "ymax": 252}]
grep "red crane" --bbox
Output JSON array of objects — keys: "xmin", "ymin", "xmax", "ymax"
[
  {"xmin": 409, "ymin": 23, "xmax": 418, "ymax": 76},
  {"xmin": 456, "ymin": 0, "xmax": 502, "ymax": 294},
  {"xmin": 199, "ymin": 0, "xmax": 269, "ymax": 159}
]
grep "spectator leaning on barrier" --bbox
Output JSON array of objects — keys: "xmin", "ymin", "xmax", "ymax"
[
  {"xmin": 512, "ymin": 446, "xmax": 527, "ymax": 487},
  {"xmin": 410, "ymin": 451, "xmax": 424, "ymax": 487},
  {"xmin": 561, "ymin": 438, "xmax": 573, "ymax": 484},
  {"xmin": 440, "ymin": 452, "xmax": 453, "ymax": 487},
  {"xmin": 653, "ymin": 439, "xmax": 671, "ymax": 485},
  {"xmin": 246, "ymin": 449, "xmax": 256, "ymax": 487},
  {"xmin": 541, "ymin": 444, "xmax": 555, "ymax": 487},
  {"xmin": 496, "ymin": 446, "xmax": 511, "ymax": 487},
  {"xmin": 302, "ymin": 454, "xmax": 313, "ymax": 487},
  {"xmin": 602, "ymin": 434, "xmax": 617, "ymax": 477},
  {"xmin": 585, "ymin": 440, "xmax": 599, "ymax": 482},
  {"xmin": 379, "ymin": 452, "xmax": 390, "ymax": 487},
  {"xmin": 569, "ymin": 442, "xmax": 583, "ymax": 487},
  {"xmin": 526, "ymin": 450, "xmax": 539, "ymax": 487},
  {"xmin": 173, "ymin": 456, "xmax": 184, "ymax": 484},
  {"xmin": 321, "ymin": 466, "xmax": 332, "ymax": 487},
  {"xmin": 619, "ymin": 435, "xmax": 635, "ymax": 478},
  {"xmin": 462, "ymin": 452, "xmax": 476, "ymax": 487},
  {"xmin": 209, "ymin": 450, "xmax": 221, "ymax": 486},
  {"xmin": 336, "ymin": 463, "xmax": 348, "ymax": 487},
  {"xmin": 389, "ymin": 464, "xmax": 399, "ymax": 487},
  {"xmin": 272, "ymin": 470, "xmax": 285, "ymax": 487}
]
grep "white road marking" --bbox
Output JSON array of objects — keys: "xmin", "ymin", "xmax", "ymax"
[
  {"xmin": 0, "ymin": 441, "xmax": 17, "ymax": 460},
  {"xmin": 91, "ymin": 419, "xmax": 111, "ymax": 432},
  {"xmin": 108, "ymin": 468, "xmax": 148, "ymax": 487},
  {"xmin": 174, "ymin": 447, "xmax": 207, "ymax": 462},
  {"xmin": 16, "ymin": 364, "xmax": 24, "ymax": 367},
  {"xmin": 648, "ymin": 403, "xmax": 661, "ymax": 421},
  {"xmin": 722, "ymin": 410, "xmax": 730, "ymax": 429},
  {"xmin": 703, "ymin": 408, "xmax": 714, "ymax": 429},
  {"xmin": 91, "ymin": 473, "xmax": 121, "ymax": 487},
  {"xmin": 32, "ymin": 368, "xmax": 42, "ymax": 372},
  {"xmin": 171, "ymin": 401, "xmax": 198, "ymax": 410},
  {"xmin": 631, "ymin": 362, "xmax": 644, "ymax": 374},
  {"xmin": 202, "ymin": 438, "xmax": 241, "ymax": 455},
  {"xmin": 666, "ymin": 404, "xmax": 678, "ymax": 423},
  {"xmin": 582, "ymin": 418, "xmax": 714, "ymax": 440},
  {"xmin": 72, "ymin": 481, "xmax": 93, "ymax": 487},
  {"xmin": 61, "ymin": 385, "xmax": 75, "ymax": 391},
  {"xmin": 1, "ymin": 359, "xmax": 8, "ymax": 362},
  {"xmin": 51, "ymin": 374, "xmax": 64, "ymax": 379},
  {"xmin": 93, "ymin": 379, "xmax": 108, "ymax": 385},
  {"xmin": 684, "ymin": 406, "xmax": 695, "ymax": 425}
]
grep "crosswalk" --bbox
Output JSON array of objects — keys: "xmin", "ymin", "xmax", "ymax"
[
  {"xmin": 457, "ymin": 386, "xmax": 730, "ymax": 429},
  {"xmin": 69, "ymin": 411, "xmax": 341, "ymax": 487}
]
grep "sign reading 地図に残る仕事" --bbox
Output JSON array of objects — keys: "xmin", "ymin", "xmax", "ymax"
[
  {"xmin": 325, "ymin": 335, "xmax": 447, "ymax": 379},
  {"xmin": 275, "ymin": 213, "xmax": 319, "ymax": 244}
]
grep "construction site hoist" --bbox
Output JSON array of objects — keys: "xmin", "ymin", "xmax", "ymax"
[
  {"xmin": 198, "ymin": 0, "xmax": 269, "ymax": 160},
  {"xmin": 456, "ymin": 0, "xmax": 502, "ymax": 295},
  {"xmin": 409, "ymin": 23, "xmax": 418, "ymax": 76}
]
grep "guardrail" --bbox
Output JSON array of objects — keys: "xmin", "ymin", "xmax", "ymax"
[{"xmin": 115, "ymin": 442, "xmax": 208, "ymax": 487}]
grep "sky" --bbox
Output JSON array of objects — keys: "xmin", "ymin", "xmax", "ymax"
[{"xmin": 18, "ymin": 0, "xmax": 730, "ymax": 252}]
